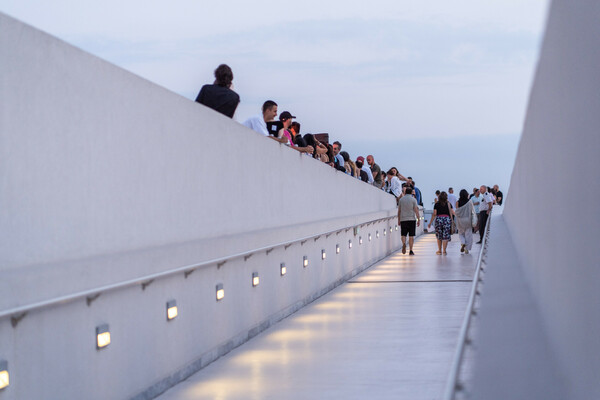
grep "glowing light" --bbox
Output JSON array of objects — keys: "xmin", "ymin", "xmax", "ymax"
[
  {"xmin": 216, "ymin": 284, "xmax": 225, "ymax": 301},
  {"xmin": 280, "ymin": 263, "xmax": 286, "ymax": 276},
  {"xmin": 167, "ymin": 300, "xmax": 178, "ymax": 320},
  {"xmin": 359, "ymin": 236, "xmax": 363, "ymax": 245},
  {"xmin": 369, "ymin": 234, "xmax": 372, "ymax": 241},
  {"xmin": 348, "ymin": 240, "xmax": 352, "ymax": 249},
  {"xmin": 376, "ymin": 231, "xmax": 380, "ymax": 238},
  {"xmin": 321, "ymin": 250, "xmax": 326, "ymax": 260},
  {"xmin": 390, "ymin": 227, "xmax": 392, "ymax": 233},
  {"xmin": 252, "ymin": 273, "xmax": 260, "ymax": 287},
  {"xmin": 336, "ymin": 244, "xmax": 340, "ymax": 254},
  {"xmin": 303, "ymin": 256, "xmax": 308, "ymax": 267},
  {"xmin": 395, "ymin": 225, "xmax": 398, "ymax": 231},
  {"xmin": 384, "ymin": 229, "xmax": 387, "ymax": 236},
  {"xmin": 0, "ymin": 361, "xmax": 8, "ymax": 390},
  {"xmin": 96, "ymin": 324, "xmax": 111, "ymax": 349}
]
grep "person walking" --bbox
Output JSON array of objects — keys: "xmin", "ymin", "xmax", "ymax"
[
  {"xmin": 428, "ymin": 191, "xmax": 454, "ymax": 255},
  {"xmin": 398, "ymin": 187, "xmax": 421, "ymax": 255},
  {"xmin": 455, "ymin": 189, "xmax": 476, "ymax": 254},
  {"xmin": 477, "ymin": 185, "xmax": 494, "ymax": 243}
]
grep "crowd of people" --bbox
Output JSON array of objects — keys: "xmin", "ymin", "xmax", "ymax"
[
  {"xmin": 195, "ymin": 64, "xmax": 424, "ymax": 205},
  {"xmin": 427, "ymin": 185, "xmax": 503, "ymax": 256},
  {"xmin": 196, "ymin": 64, "xmax": 504, "ymax": 258}
]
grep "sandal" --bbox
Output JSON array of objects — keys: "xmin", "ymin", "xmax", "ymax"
[
  {"xmin": 436, "ymin": 251, "xmax": 442, "ymax": 255},
  {"xmin": 443, "ymin": 252, "xmax": 447, "ymax": 255}
]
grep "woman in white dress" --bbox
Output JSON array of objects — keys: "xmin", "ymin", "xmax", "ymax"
[{"xmin": 455, "ymin": 189, "xmax": 477, "ymax": 254}]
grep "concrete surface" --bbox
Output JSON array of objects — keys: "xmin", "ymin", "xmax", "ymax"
[{"xmin": 156, "ymin": 233, "xmax": 479, "ymax": 400}]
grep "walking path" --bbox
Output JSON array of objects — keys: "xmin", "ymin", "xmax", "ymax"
[{"xmin": 157, "ymin": 233, "xmax": 479, "ymax": 400}]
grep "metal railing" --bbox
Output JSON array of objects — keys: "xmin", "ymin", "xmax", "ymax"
[
  {"xmin": 0, "ymin": 214, "xmax": 400, "ymax": 323},
  {"xmin": 442, "ymin": 209, "xmax": 493, "ymax": 400}
]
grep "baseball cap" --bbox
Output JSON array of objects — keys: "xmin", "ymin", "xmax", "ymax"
[
  {"xmin": 356, "ymin": 156, "xmax": 365, "ymax": 162},
  {"xmin": 279, "ymin": 111, "xmax": 296, "ymax": 121}
]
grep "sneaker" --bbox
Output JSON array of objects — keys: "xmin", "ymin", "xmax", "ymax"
[
  {"xmin": 409, "ymin": 250, "xmax": 415, "ymax": 255},
  {"xmin": 402, "ymin": 243, "xmax": 406, "ymax": 254},
  {"xmin": 465, "ymin": 249, "xmax": 469, "ymax": 254},
  {"xmin": 460, "ymin": 244, "xmax": 465, "ymax": 253}
]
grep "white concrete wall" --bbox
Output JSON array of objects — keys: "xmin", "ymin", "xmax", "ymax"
[
  {"xmin": 503, "ymin": 1, "xmax": 600, "ymax": 398},
  {"xmin": 0, "ymin": 13, "xmax": 422, "ymax": 400}
]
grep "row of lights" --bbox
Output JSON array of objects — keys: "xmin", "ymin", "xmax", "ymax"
[{"xmin": 0, "ymin": 224, "xmax": 399, "ymax": 390}]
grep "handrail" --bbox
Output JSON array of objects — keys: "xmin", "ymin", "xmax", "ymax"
[
  {"xmin": 0, "ymin": 215, "xmax": 398, "ymax": 320},
  {"xmin": 442, "ymin": 208, "xmax": 493, "ymax": 400}
]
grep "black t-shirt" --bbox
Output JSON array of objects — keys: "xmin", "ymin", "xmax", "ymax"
[
  {"xmin": 294, "ymin": 134, "xmax": 307, "ymax": 148},
  {"xmin": 359, "ymin": 170, "xmax": 368, "ymax": 182},
  {"xmin": 434, "ymin": 202, "xmax": 451, "ymax": 215},
  {"xmin": 496, "ymin": 190, "xmax": 504, "ymax": 205},
  {"xmin": 195, "ymin": 84, "xmax": 240, "ymax": 118}
]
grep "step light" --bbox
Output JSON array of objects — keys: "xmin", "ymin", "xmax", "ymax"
[
  {"xmin": 252, "ymin": 272, "xmax": 260, "ymax": 287},
  {"xmin": 303, "ymin": 256, "xmax": 309, "ymax": 268},
  {"xmin": 322, "ymin": 250, "xmax": 326, "ymax": 260},
  {"xmin": 216, "ymin": 284, "xmax": 225, "ymax": 301},
  {"xmin": 166, "ymin": 300, "xmax": 178, "ymax": 321},
  {"xmin": 0, "ymin": 361, "xmax": 8, "ymax": 390},
  {"xmin": 96, "ymin": 324, "xmax": 111, "ymax": 349},
  {"xmin": 359, "ymin": 236, "xmax": 363, "ymax": 245},
  {"xmin": 280, "ymin": 263, "xmax": 287, "ymax": 276},
  {"xmin": 348, "ymin": 240, "xmax": 352, "ymax": 249}
]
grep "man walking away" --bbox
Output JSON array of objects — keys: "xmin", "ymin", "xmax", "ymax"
[
  {"xmin": 398, "ymin": 187, "xmax": 420, "ymax": 255},
  {"xmin": 477, "ymin": 185, "xmax": 493, "ymax": 243},
  {"xmin": 195, "ymin": 64, "xmax": 240, "ymax": 118},
  {"xmin": 448, "ymin": 187, "xmax": 458, "ymax": 209}
]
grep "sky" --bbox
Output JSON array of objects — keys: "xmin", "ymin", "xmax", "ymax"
[{"xmin": 1, "ymin": 0, "xmax": 549, "ymax": 205}]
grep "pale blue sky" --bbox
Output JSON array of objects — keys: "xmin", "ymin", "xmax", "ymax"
[{"xmin": 1, "ymin": 0, "xmax": 549, "ymax": 202}]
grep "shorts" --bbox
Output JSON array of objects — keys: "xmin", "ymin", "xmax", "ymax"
[{"xmin": 400, "ymin": 220, "xmax": 416, "ymax": 237}]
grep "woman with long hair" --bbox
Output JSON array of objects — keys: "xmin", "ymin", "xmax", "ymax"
[
  {"xmin": 427, "ymin": 191, "xmax": 454, "ymax": 255},
  {"xmin": 455, "ymin": 189, "xmax": 476, "ymax": 254}
]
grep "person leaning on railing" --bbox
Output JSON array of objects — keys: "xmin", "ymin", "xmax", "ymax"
[{"xmin": 195, "ymin": 64, "xmax": 240, "ymax": 118}]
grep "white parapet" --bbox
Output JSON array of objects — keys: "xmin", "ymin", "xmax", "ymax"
[{"xmin": 0, "ymin": 12, "xmax": 415, "ymax": 400}]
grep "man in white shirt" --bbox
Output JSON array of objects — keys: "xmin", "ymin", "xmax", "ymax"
[
  {"xmin": 242, "ymin": 100, "xmax": 279, "ymax": 137},
  {"xmin": 477, "ymin": 185, "xmax": 494, "ymax": 243},
  {"xmin": 448, "ymin": 187, "xmax": 458, "ymax": 209}
]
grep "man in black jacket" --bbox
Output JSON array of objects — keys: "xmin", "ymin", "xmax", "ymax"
[{"xmin": 195, "ymin": 64, "xmax": 240, "ymax": 118}]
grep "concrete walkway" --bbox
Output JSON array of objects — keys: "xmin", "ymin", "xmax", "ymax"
[{"xmin": 157, "ymin": 233, "xmax": 479, "ymax": 400}]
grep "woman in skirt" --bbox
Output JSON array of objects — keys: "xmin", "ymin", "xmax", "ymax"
[{"xmin": 427, "ymin": 191, "xmax": 454, "ymax": 255}]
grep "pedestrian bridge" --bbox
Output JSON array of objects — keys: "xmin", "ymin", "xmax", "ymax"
[{"xmin": 1, "ymin": 1, "xmax": 599, "ymax": 399}]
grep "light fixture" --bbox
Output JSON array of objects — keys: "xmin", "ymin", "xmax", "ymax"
[
  {"xmin": 96, "ymin": 324, "xmax": 111, "ymax": 349},
  {"xmin": 252, "ymin": 272, "xmax": 260, "ymax": 287},
  {"xmin": 368, "ymin": 233, "xmax": 372, "ymax": 241},
  {"xmin": 376, "ymin": 231, "xmax": 380, "ymax": 238},
  {"xmin": 336, "ymin": 244, "xmax": 340, "ymax": 254},
  {"xmin": 303, "ymin": 256, "xmax": 308, "ymax": 268},
  {"xmin": 390, "ymin": 227, "xmax": 392, "ymax": 233},
  {"xmin": 321, "ymin": 250, "xmax": 326, "ymax": 260},
  {"xmin": 395, "ymin": 225, "xmax": 398, "ymax": 231},
  {"xmin": 359, "ymin": 236, "xmax": 363, "ymax": 245},
  {"xmin": 0, "ymin": 360, "xmax": 8, "ymax": 390},
  {"xmin": 348, "ymin": 240, "xmax": 352, "ymax": 249},
  {"xmin": 166, "ymin": 300, "xmax": 178, "ymax": 321},
  {"xmin": 280, "ymin": 263, "xmax": 287, "ymax": 276},
  {"xmin": 384, "ymin": 229, "xmax": 387, "ymax": 236},
  {"xmin": 216, "ymin": 283, "xmax": 225, "ymax": 301}
]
